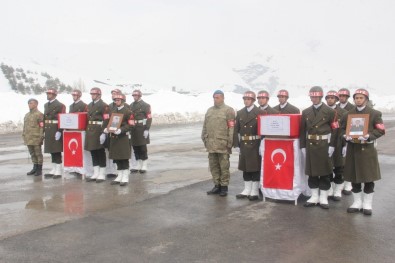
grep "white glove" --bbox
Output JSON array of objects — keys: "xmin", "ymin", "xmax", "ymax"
[
  {"xmin": 99, "ymin": 133, "xmax": 106, "ymax": 144},
  {"xmin": 342, "ymin": 145, "xmax": 347, "ymax": 157},
  {"xmin": 301, "ymin": 148, "xmax": 306, "ymax": 158},
  {"xmin": 103, "ymin": 128, "xmax": 109, "ymax": 134},
  {"xmin": 358, "ymin": 134, "xmax": 369, "ymax": 141},
  {"xmin": 114, "ymin": 129, "xmax": 121, "ymax": 135},
  {"xmin": 344, "ymin": 135, "xmax": 353, "ymax": 141},
  {"xmin": 143, "ymin": 130, "xmax": 149, "ymax": 139},
  {"xmin": 234, "ymin": 147, "xmax": 240, "ymax": 154},
  {"xmin": 328, "ymin": 146, "xmax": 335, "ymax": 157},
  {"xmin": 259, "ymin": 140, "xmax": 264, "ymax": 156},
  {"xmin": 55, "ymin": 131, "xmax": 61, "ymax": 141}
]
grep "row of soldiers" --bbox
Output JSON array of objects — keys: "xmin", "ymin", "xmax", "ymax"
[
  {"xmin": 203, "ymin": 87, "xmax": 384, "ymax": 215},
  {"xmin": 22, "ymin": 87, "xmax": 152, "ymax": 186}
]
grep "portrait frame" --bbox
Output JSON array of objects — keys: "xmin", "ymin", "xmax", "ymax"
[
  {"xmin": 346, "ymin": 114, "xmax": 369, "ymax": 138},
  {"xmin": 107, "ymin": 113, "xmax": 124, "ymax": 132}
]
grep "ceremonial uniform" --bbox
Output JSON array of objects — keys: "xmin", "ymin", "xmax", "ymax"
[
  {"xmin": 300, "ymin": 86, "xmax": 338, "ymax": 209},
  {"xmin": 44, "ymin": 97, "xmax": 66, "ymax": 178},
  {"xmin": 273, "ymin": 102, "xmax": 300, "ymax": 114},
  {"xmin": 234, "ymin": 92, "xmax": 264, "ymax": 200},
  {"xmin": 69, "ymin": 100, "xmax": 87, "ymax": 113},
  {"xmin": 85, "ymin": 89, "xmax": 110, "ymax": 183},
  {"xmin": 129, "ymin": 99, "xmax": 152, "ymax": 173},
  {"xmin": 202, "ymin": 90, "xmax": 235, "ymax": 196},
  {"xmin": 23, "ymin": 102, "xmax": 44, "ymax": 176}
]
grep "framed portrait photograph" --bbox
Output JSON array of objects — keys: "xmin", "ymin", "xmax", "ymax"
[
  {"xmin": 346, "ymin": 114, "xmax": 369, "ymax": 138},
  {"xmin": 107, "ymin": 113, "xmax": 124, "ymax": 132}
]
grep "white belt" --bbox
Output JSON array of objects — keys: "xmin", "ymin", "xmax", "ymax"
[
  {"xmin": 45, "ymin": 120, "xmax": 58, "ymax": 124},
  {"xmin": 307, "ymin": 134, "xmax": 329, "ymax": 140},
  {"xmin": 89, "ymin": 121, "xmax": 103, "ymax": 125},
  {"xmin": 241, "ymin": 135, "xmax": 260, "ymax": 141}
]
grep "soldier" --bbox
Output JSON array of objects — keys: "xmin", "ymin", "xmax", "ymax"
[
  {"xmin": 43, "ymin": 88, "xmax": 66, "ymax": 179},
  {"xmin": 273, "ymin": 89, "xmax": 300, "ymax": 114},
  {"xmin": 342, "ymin": 89, "xmax": 385, "ymax": 215},
  {"xmin": 325, "ymin": 90, "xmax": 347, "ymax": 201},
  {"xmin": 85, "ymin": 87, "xmax": 110, "ymax": 183},
  {"xmin": 300, "ymin": 86, "xmax": 338, "ymax": 209},
  {"xmin": 23, "ymin": 98, "xmax": 44, "ymax": 176},
  {"xmin": 69, "ymin": 89, "xmax": 87, "ymax": 113},
  {"xmin": 337, "ymin": 88, "xmax": 355, "ymax": 195},
  {"xmin": 257, "ymin": 90, "xmax": 279, "ymax": 114},
  {"xmin": 129, "ymin": 90, "xmax": 152, "ymax": 174},
  {"xmin": 202, "ymin": 90, "xmax": 235, "ymax": 197},
  {"xmin": 233, "ymin": 91, "xmax": 264, "ymax": 201},
  {"xmin": 106, "ymin": 94, "xmax": 133, "ymax": 186},
  {"xmin": 105, "ymin": 88, "xmax": 124, "ymax": 179}
]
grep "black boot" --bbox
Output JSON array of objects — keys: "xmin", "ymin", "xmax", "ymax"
[
  {"xmin": 35, "ymin": 164, "xmax": 42, "ymax": 176},
  {"xmin": 219, "ymin": 186, "xmax": 228, "ymax": 197},
  {"xmin": 27, "ymin": 164, "xmax": 37, "ymax": 175},
  {"xmin": 207, "ymin": 185, "xmax": 221, "ymax": 195}
]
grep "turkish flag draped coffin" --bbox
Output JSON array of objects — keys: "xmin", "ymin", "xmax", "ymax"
[
  {"xmin": 260, "ymin": 138, "xmax": 308, "ymax": 201},
  {"xmin": 63, "ymin": 131, "xmax": 84, "ymax": 167},
  {"xmin": 263, "ymin": 139, "xmax": 294, "ymax": 190}
]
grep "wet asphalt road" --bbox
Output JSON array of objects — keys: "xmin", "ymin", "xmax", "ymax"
[{"xmin": 1, "ymin": 121, "xmax": 395, "ymax": 262}]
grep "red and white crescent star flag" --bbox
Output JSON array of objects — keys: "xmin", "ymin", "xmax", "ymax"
[
  {"xmin": 263, "ymin": 139, "xmax": 294, "ymax": 190},
  {"xmin": 63, "ymin": 131, "xmax": 83, "ymax": 167}
]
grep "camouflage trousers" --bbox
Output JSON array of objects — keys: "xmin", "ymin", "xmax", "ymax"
[
  {"xmin": 208, "ymin": 153, "xmax": 230, "ymax": 186},
  {"xmin": 27, "ymin": 145, "xmax": 43, "ymax": 164}
]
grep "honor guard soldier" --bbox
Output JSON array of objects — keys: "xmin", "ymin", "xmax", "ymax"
[
  {"xmin": 69, "ymin": 89, "xmax": 87, "ymax": 113},
  {"xmin": 105, "ymin": 94, "xmax": 134, "ymax": 186},
  {"xmin": 43, "ymin": 88, "xmax": 66, "ymax": 179},
  {"xmin": 23, "ymin": 98, "xmax": 44, "ymax": 176},
  {"xmin": 257, "ymin": 90, "xmax": 279, "ymax": 114},
  {"xmin": 233, "ymin": 91, "xmax": 264, "ymax": 201},
  {"xmin": 342, "ymin": 89, "xmax": 385, "ymax": 215},
  {"xmin": 273, "ymin": 89, "xmax": 300, "ymax": 114},
  {"xmin": 337, "ymin": 87, "xmax": 355, "ymax": 195},
  {"xmin": 202, "ymin": 90, "xmax": 235, "ymax": 197},
  {"xmin": 129, "ymin": 89, "xmax": 152, "ymax": 174},
  {"xmin": 105, "ymin": 88, "xmax": 124, "ymax": 179},
  {"xmin": 325, "ymin": 90, "xmax": 347, "ymax": 201},
  {"xmin": 300, "ymin": 86, "xmax": 338, "ymax": 209},
  {"xmin": 85, "ymin": 87, "xmax": 110, "ymax": 183}
]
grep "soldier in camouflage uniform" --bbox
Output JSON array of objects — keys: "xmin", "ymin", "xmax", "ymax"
[
  {"xmin": 337, "ymin": 88, "xmax": 355, "ymax": 195},
  {"xmin": 129, "ymin": 90, "xmax": 152, "ymax": 174},
  {"xmin": 85, "ymin": 87, "xmax": 110, "ymax": 183},
  {"xmin": 300, "ymin": 86, "xmax": 338, "ymax": 209},
  {"xmin": 273, "ymin": 89, "xmax": 300, "ymax": 114},
  {"xmin": 69, "ymin": 89, "xmax": 87, "ymax": 113},
  {"xmin": 325, "ymin": 90, "xmax": 347, "ymax": 201},
  {"xmin": 43, "ymin": 88, "xmax": 66, "ymax": 179},
  {"xmin": 233, "ymin": 91, "xmax": 264, "ymax": 201},
  {"xmin": 23, "ymin": 98, "xmax": 44, "ymax": 176},
  {"xmin": 202, "ymin": 90, "xmax": 235, "ymax": 196}
]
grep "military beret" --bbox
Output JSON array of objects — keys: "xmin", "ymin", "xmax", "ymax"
[
  {"xmin": 213, "ymin": 90, "xmax": 224, "ymax": 97},
  {"xmin": 28, "ymin": 98, "xmax": 38, "ymax": 104}
]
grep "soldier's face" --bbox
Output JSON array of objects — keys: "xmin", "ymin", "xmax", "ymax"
[
  {"xmin": 132, "ymin": 94, "xmax": 141, "ymax": 102},
  {"xmin": 243, "ymin": 98, "xmax": 254, "ymax": 107},
  {"xmin": 310, "ymin": 96, "xmax": 322, "ymax": 105},
  {"xmin": 213, "ymin": 94, "xmax": 224, "ymax": 106},
  {"xmin": 72, "ymin": 94, "xmax": 80, "ymax": 102},
  {"xmin": 257, "ymin": 97, "xmax": 268, "ymax": 106},
  {"xmin": 354, "ymin": 94, "xmax": 367, "ymax": 107},
  {"xmin": 90, "ymin": 93, "xmax": 100, "ymax": 101},
  {"xmin": 114, "ymin": 99, "xmax": 123, "ymax": 106},
  {"xmin": 339, "ymin": 95, "xmax": 349, "ymax": 104},
  {"xmin": 278, "ymin": 96, "xmax": 288, "ymax": 105},
  {"xmin": 28, "ymin": 101, "xmax": 37, "ymax": 110},
  {"xmin": 325, "ymin": 96, "xmax": 337, "ymax": 106},
  {"xmin": 46, "ymin": 93, "xmax": 55, "ymax": 101}
]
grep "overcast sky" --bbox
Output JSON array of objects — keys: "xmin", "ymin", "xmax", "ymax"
[{"xmin": 1, "ymin": 0, "xmax": 395, "ymax": 93}]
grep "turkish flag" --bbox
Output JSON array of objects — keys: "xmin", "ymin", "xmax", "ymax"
[
  {"xmin": 63, "ymin": 131, "xmax": 84, "ymax": 167},
  {"xmin": 263, "ymin": 139, "xmax": 294, "ymax": 190}
]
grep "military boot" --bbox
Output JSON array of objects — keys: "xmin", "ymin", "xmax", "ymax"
[
  {"xmin": 207, "ymin": 185, "xmax": 221, "ymax": 195},
  {"xmin": 219, "ymin": 186, "xmax": 228, "ymax": 197},
  {"xmin": 27, "ymin": 164, "xmax": 37, "ymax": 175},
  {"xmin": 35, "ymin": 164, "xmax": 43, "ymax": 176}
]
